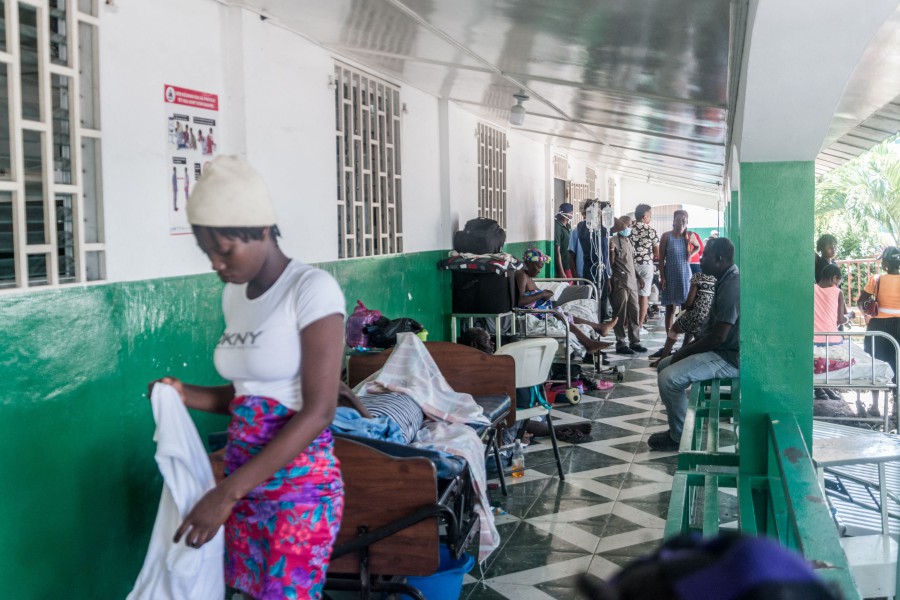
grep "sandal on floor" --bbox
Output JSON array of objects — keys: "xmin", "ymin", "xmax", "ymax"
[
  {"xmin": 555, "ymin": 427, "xmax": 590, "ymax": 443},
  {"xmin": 572, "ymin": 421, "xmax": 593, "ymax": 434}
]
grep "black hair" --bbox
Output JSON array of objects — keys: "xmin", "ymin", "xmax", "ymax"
[
  {"xmin": 673, "ymin": 209, "xmax": 688, "ymax": 219},
  {"xmin": 191, "ymin": 225, "xmax": 281, "ymax": 243},
  {"xmin": 820, "ymin": 263, "xmax": 842, "ymax": 281},
  {"xmin": 635, "ymin": 204, "xmax": 652, "ymax": 220},
  {"xmin": 882, "ymin": 246, "xmax": 900, "ymax": 270},
  {"xmin": 816, "ymin": 234, "xmax": 837, "ymax": 253},
  {"xmin": 457, "ymin": 327, "xmax": 494, "ymax": 354},
  {"xmin": 582, "ymin": 198, "xmax": 596, "ymax": 212},
  {"xmin": 705, "ymin": 237, "xmax": 735, "ymax": 262}
]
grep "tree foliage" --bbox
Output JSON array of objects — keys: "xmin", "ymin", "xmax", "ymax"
[{"xmin": 815, "ymin": 136, "xmax": 900, "ymax": 259}]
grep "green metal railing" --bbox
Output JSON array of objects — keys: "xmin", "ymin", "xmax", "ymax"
[{"xmin": 665, "ymin": 394, "xmax": 860, "ymax": 599}]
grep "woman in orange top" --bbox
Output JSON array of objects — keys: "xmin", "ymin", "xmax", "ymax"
[{"xmin": 856, "ymin": 246, "xmax": 900, "ymax": 418}]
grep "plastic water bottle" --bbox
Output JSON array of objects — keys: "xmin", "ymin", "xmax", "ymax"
[{"xmin": 511, "ymin": 439, "xmax": 525, "ymax": 478}]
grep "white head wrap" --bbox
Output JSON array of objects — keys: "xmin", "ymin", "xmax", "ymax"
[{"xmin": 186, "ymin": 155, "xmax": 277, "ymax": 227}]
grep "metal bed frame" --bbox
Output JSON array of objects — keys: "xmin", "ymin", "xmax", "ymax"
[
  {"xmin": 450, "ymin": 277, "xmax": 618, "ymax": 405},
  {"xmin": 814, "ymin": 330, "xmax": 900, "ymax": 431},
  {"xmin": 513, "ymin": 277, "xmax": 623, "ymax": 404}
]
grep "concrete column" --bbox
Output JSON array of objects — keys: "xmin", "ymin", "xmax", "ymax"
[
  {"xmin": 738, "ymin": 161, "xmax": 814, "ymax": 475},
  {"xmin": 728, "ymin": 190, "xmax": 740, "ymax": 267}
]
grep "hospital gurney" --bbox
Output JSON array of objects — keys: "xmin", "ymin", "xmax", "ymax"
[
  {"xmin": 814, "ymin": 330, "xmax": 899, "ymax": 431},
  {"xmin": 326, "ymin": 341, "xmax": 514, "ymax": 597}
]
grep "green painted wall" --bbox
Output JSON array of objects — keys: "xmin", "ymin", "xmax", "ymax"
[
  {"xmin": 738, "ymin": 162, "xmax": 814, "ymax": 475},
  {"xmin": 0, "ymin": 240, "xmax": 549, "ymax": 598}
]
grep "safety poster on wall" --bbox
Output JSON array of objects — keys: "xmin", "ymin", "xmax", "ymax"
[{"xmin": 164, "ymin": 84, "xmax": 220, "ymax": 235}]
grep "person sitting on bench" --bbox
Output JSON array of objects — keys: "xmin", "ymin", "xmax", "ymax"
[{"xmin": 649, "ymin": 237, "xmax": 740, "ymax": 451}]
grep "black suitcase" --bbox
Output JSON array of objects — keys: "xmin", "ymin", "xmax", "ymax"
[
  {"xmin": 451, "ymin": 270, "xmax": 517, "ymax": 313},
  {"xmin": 452, "ymin": 217, "xmax": 506, "ymax": 254}
]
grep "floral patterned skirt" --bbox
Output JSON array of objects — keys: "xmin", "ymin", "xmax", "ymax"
[{"xmin": 223, "ymin": 396, "xmax": 344, "ymax": 600}]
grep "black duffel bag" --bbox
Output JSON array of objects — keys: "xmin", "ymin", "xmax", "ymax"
[
  {"xmin": 365, "ymin": 317, "xmax": 424, "ymax": 349},
  {"xmin": 453, "ymin": 217, "xmax": 507, "ymax": 254}
]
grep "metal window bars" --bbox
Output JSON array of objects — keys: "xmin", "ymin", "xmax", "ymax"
[
  {"xmin": 476, "ymin": 122, "xmax": 506, "ymax": 228},
  {"xmin": 334, "ymin": 62, "xmax": 403, "ymax": 259},
  {"xmin": 0, "ymin": 0, "xmax": 103, "ymax": 290}
]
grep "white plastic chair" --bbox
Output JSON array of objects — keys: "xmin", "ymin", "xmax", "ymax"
[{"xmin": 495, "ymin": 338, "xmax": 565, "ymax": 485}]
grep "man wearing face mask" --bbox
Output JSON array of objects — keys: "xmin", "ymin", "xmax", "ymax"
[{"xmin": 609, "ymin": 216, "xmax": 646, "ymax": 354}]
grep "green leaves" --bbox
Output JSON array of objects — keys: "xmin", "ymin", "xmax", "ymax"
[{"xmin": 815, "ymin": 135, "xmax": 900, "ymax": 257}]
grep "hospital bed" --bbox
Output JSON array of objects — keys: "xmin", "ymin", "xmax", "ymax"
[
  {"xmin": 327, "ymin": 341, "xmax": 514, "ymax": 599},
  {"xmin": 814, "ymin": 330, "xmax": 899, "ymax": 431}
]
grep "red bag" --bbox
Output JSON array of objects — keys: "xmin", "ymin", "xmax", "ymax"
[{"xmin": 345, "ymin": 300, "xmax": 382, "ymax": 348}]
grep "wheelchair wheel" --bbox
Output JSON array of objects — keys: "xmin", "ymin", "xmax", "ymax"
[{"xmin": 564, "ymin": 388, "xmax": 581, "ymax": 405}]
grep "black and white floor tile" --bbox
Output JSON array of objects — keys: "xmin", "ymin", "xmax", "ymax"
[{"xmin": 464, "ymin": 320, "xmax": 736, "ymax": 600}]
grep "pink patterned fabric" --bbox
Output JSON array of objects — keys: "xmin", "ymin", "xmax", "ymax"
[{"xmin": 224, "ymin": 396, "xmax": 343, "ymax": 600}]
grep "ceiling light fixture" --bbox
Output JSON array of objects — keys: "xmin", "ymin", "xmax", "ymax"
[{"xmin": 509, "ymin": 91, "xmax": 529, "ymax": 126}]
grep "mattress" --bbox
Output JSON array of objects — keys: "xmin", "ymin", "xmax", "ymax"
[{"xmin": 813, "ymin": 341, "xmax": 895, "ymax": 386}]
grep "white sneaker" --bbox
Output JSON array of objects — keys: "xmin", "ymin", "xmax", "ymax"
[{"xmin": 639, "ymin": 327, "xmax": 649, "ymax": 335}]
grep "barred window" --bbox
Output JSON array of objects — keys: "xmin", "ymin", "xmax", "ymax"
[
  {"xmin": 476, "ymin": 123, "xmax": 506, "ymax": 227},
  {"xmin": 334, "ymin": 62, "xmax": 403, "ymax": 259},
  {"xmin": 1, "ymin": 0, "xmax": 103, "ymax": 290},
  {"xmin": 569, "ymin": 182, "xmax": 589, "ymax": 226}
]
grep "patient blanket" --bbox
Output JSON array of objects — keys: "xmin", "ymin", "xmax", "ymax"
[
  {"xmin": 813, "ymin": 341, "xmax": 895, "ymax": 384},
  {"xmin": 356, "ymin": 333, "xmax": 498, "ymax": 562},
  {"xmin": 356, "ymin": 333, "xmax": 490, "ymax": 425},
  {"xmin": 521, "ymin": 298, "xmax": 600, "ymax": 356},
  {"xmin": 413, "ymin": 422, "xmax": 500, "ymax": 563}
]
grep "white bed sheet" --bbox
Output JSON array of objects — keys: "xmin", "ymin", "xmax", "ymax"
[{"xmin": 813, "ymin": 341, "xmax": 895, "ymax": 386}]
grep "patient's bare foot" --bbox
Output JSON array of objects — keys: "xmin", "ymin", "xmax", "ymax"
[{"xmin": 594, "ymin": 317, "xmax": 618, "ymax": 337}]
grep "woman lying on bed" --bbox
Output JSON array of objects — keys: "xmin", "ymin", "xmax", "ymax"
[
  {"xmin": 335, "ymin": 382, "xmax": 423, "ymax": 444},
  {"xmin": 331, "ymin": 332, "xmax": 500, "ymax": 562}
]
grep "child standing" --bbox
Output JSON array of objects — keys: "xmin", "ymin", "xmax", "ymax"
[
  {"xmin": 650, "ymin": 269, "xmax": 717, "ymax": 367},
  {"xmin": 814, "ymin": 263, "xmax": 849, "ymax": 403},
  {"xmin": 609, "ymin": 216, "xmax": 645, "ymax": 355}
]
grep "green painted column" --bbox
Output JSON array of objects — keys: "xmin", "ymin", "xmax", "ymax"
[{"xmin": 738, "ymin": 162, "xmax": 814, "ymax": 475}]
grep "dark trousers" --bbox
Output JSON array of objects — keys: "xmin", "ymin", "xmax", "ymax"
[{"xmin": 612, "ymin": 281, "xmax": 640, "ymax": 346}]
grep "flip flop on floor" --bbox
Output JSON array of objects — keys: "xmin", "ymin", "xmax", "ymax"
[{"xmin": 555, "ymin": 427, "xmax": 590, "ymax": 443}]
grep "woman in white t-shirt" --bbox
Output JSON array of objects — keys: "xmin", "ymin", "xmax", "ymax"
[{"xmin": 151, "ymin": 156, "xmax": 345, "ymax": 600}]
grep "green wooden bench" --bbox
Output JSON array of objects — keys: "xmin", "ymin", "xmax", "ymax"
[
  {"xmin": 665, "ymin": 413, "xmax": 860, "ymax": 600},
  {"xmin": 677, "ymin": 378, "xmax": 739, "ymax": 470}
]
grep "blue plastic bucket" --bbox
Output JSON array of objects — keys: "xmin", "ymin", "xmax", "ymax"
[{"xmin": 403, "ymin": 544, "xmax": 475, "ymax": 600}]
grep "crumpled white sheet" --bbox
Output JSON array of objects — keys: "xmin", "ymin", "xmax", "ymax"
[
  {"xmin": 813, "ymin": 341, "xmax": 895, "ymax": 385},
  {"xmin": 522, "ymin": 298, "xmax": 600, "ymax": 357},
  {"xmin": 356, "ymin": 333, "xmax": 490, "ymax": 425},
  {"xmin": 413, "ymin": 422, "xmax": 499, "ymax": 563},
  {"xmin": 127, "ymin": 384, "xmax": 224, "ymax": 600}
]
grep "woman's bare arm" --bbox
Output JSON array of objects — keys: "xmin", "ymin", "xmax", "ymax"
[{"xmin": 173, "ymin": 314, "xmax": 345, "ymax": 549}]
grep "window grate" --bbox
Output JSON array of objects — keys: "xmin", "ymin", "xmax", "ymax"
[
  {"xmin": 553, "ymin": 154, "xmax": 568, "ymax": 180},
  {"xmin": 2, "ymin": 0, "xmax": 103, "ymax": 290},
  {"xmin": 334, "ymin": 62, "xmax": 403, "ymax": 259},
  {"xmin": 570, "ymin": 182, "xmax": 589, "ymax": 226},
  {"xmin": 586, "ymin": 167, "xmax": 597, "ymax": 198},
  {"xmin": 476, "ymin": 122, "xmax": 506, "ymax": 228},
  {"xmin": 607, "ymin": 176, "xmax": 618, "ymax": 207}
]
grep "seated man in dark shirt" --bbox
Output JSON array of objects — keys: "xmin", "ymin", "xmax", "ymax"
[{"xmin": 648, "ymin": 238, "xmax": 740, "ymax": 451}]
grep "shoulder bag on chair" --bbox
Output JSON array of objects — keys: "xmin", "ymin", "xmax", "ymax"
[{"xmin": 862, "ymin": 276, "xmax": 880, "ymax": 317}]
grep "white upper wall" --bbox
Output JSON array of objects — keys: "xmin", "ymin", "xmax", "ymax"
[
  {"xmin": 102, "ymin": 0, "xmax": 228, "ymax": 281},
  {"xmin": 505, "ymin": 130, "xmax": 550, "ymax": 244},
  {"xmin": 737, "ymin": 0, "xmax": 900, "ymax": 162},
  {"xmin": 618, "ymin": 177, "xmax": 720, "ymax": 214},
  {"xmin": 99, "ymin": 0, "xmax": 551, "ymax": 283}
]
